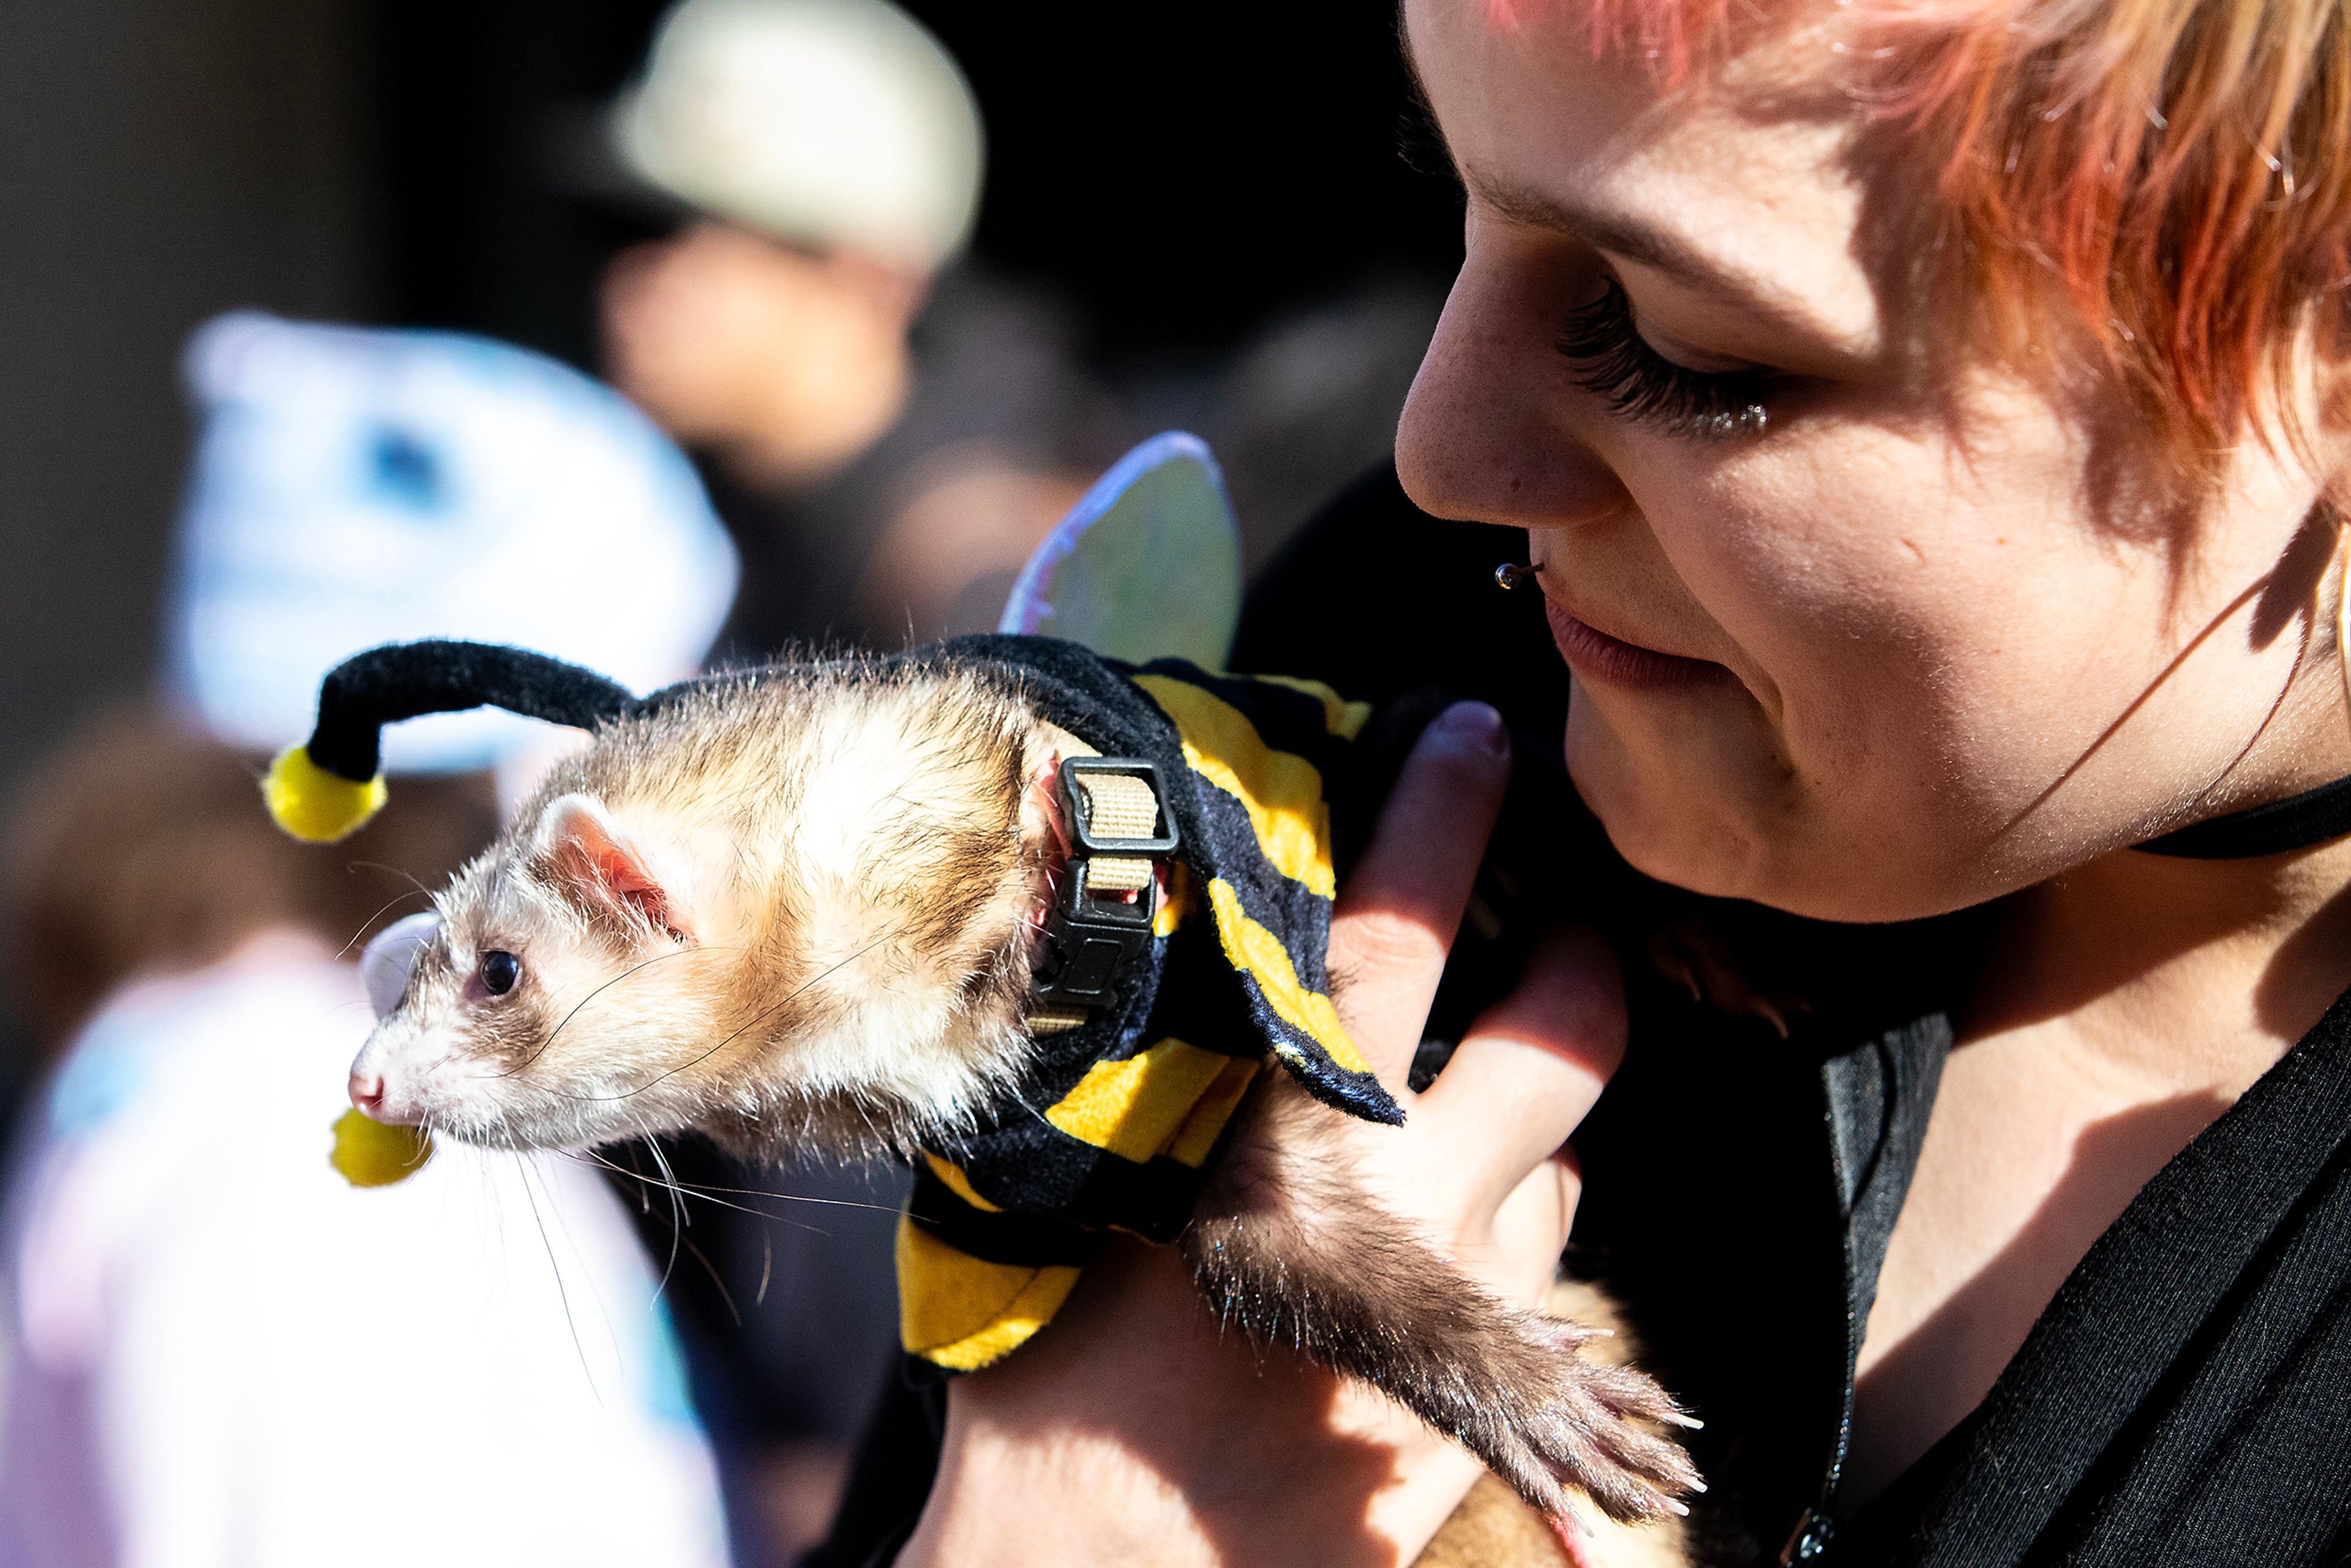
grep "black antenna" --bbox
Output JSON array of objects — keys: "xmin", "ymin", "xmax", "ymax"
[{"xmin": 304, "ymin": 640, "xmax": 636, "ymax": 782}]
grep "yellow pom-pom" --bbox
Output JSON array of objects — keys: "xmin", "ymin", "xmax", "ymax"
[
  {"xmin": 262, "ymin": 745, "xmax": 387, "ymax": 842},
  {"xmin": 329, "ymin": 1108, "xmax": 433, "ymax": 1187}
]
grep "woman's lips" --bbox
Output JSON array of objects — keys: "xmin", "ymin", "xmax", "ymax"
[{"xmin": 1542, "ymin": 595, "xmax": 1730, "ymax": 691}]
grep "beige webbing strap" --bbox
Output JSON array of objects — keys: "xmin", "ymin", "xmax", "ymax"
[
  {"xmin": 1070, "ymin": 771, "xmax": 1161, "ymax": 893},
  {"xmin": 1025, "ymin": 763, "xmax": 1169, "ymax": 1037}
]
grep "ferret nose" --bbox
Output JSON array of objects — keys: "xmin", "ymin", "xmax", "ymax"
[{"xmin": 348, "ymin": 1068, "xmax": 388, "ymax": 1119}]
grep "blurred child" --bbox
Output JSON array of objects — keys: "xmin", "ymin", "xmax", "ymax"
[{"xmin": 0, "ymin": 313, "xmax": 740, "ymax": 1567}]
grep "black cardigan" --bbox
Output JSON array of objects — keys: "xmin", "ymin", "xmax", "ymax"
[{"xmin": 807, "ymin": 463, "xmax": 2351, "ymax": 1568}]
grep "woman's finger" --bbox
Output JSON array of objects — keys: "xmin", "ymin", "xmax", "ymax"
[
  {"xmin": 1327, "ymin": 701, "xmax": 1512, "ymax": 1084},
  {"xmin": 1482, "ymin": 1150, "xmax": 1584, "ymax": 1303},
  {"xmin": 1417, "ymin": 925, "xmax": 1625, "ymax": 1206}
]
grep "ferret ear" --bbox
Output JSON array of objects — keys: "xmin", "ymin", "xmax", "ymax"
[{"xmin": 532, "ymin": 793, "xmax": 685, "ymax": 938}]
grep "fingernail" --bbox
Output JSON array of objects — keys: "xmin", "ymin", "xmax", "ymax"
[{"xmin": 1433, "ymin": 700, "xmax": 1506, "ymax": 755}]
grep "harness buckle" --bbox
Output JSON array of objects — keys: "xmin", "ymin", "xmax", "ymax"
[{"xmin": 1033, "ymin": 759, "xmax": 1179, "ymax": 1013}]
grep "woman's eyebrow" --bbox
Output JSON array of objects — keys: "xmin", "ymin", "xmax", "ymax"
[{"xmin": 1463, "ymin": 168, "xmax": 1759, "ymax": 308}]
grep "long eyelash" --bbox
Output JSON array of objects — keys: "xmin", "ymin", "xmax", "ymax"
[{"xmin": 1558, "ymin": 282, "xmax": 1772, "ymax": 438}]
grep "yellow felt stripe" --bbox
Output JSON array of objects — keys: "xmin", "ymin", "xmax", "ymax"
[
  {"xmin": 1247, "ymin": 673, "xmax": 1374, "ymax": 740},
  {"xmin": 923, "ymin": 1152, "xmax": 1000, "ymax": 1212},
  {"xmin": 896, "ymin": 1217, "xmax": 1082, "ymax": 1370},
  {"xmin": 1207, "ymin": 877, "xmax": 1374, "ymax": 1077},
  {"xmin": 1164, "ymin": 1056, "xmax": 1260, "ymax": 1168},
  {"xmin": 1046, "ymin": 1037, "xmax": 1236, "ymax": 1163},
  {"xmin": 1133, "ymin": 673, "xmax": 1337, "ymax": 899}
]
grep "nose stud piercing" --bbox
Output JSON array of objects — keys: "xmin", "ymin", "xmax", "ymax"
[{"xmin": 1494, "ymin": 562, "xmax": 1537, "ymax": 591}]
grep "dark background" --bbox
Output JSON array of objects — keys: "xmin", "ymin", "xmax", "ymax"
[{"xmin": 0, "ymin": 0, "xmax": 1463, "ymax": 808}]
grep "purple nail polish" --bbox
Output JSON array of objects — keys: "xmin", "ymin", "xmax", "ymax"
[{"xmin": 1436, "ymin": 701, "xmax": 1506, "ymax": 754}]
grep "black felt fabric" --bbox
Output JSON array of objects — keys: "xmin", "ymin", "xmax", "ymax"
[
  {"xmin": 893, "ymin": 646, "xmax": 1404, "ymax": 1352},
  {"xmin": 910, "ymin": 639, "xmax": 1400, "ymax": 1122},
  {"xmin": 306, "ymin": 639, "xmax": 637, "ymax": 780}
]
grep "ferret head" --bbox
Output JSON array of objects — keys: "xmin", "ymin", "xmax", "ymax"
[{"xmin": 348, "ymin": 664, "xmax": 1063, "ymax": 1160}]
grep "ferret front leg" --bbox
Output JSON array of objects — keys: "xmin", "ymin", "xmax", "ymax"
[{"xmin": 1177, "ymin": 1076, "xmax": 1700, "ymax": 1525}]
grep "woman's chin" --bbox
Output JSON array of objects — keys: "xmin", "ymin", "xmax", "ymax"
[
  {"xmin": 1568, "ymin": 724, "xmax": 1761, "ymax": 899},
  {"xmin": 1573, "ymin": 763, "xmax": 1997, "ymax": 925},
  {"xmin": 1562, "ymin": 704, "xmax": 1941, "ymax": 923},
  {"xmin": 1564, "ymin": 692, "xmax": 1784, "ymax": 890}
]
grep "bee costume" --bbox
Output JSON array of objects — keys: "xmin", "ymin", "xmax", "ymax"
[
  {"xmin": 265, "ymin": 437, "xmax": 1420, "ymax": 1383},
  {"xmin": 264, "ymin": 632, "xmax": 1398, "ymax": 1373}
]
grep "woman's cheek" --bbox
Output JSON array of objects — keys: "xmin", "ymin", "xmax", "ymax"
[
  {"xmin": 1618, "ymin": 445, "xmax": 2032, "ymax": 912},
  {"xmin": 1658, "ymin": 440, "xmax": 1938, "ymax": 718}
]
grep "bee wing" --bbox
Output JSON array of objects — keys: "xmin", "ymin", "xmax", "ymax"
[{"xmin": 997, "ymin": 431, "xmax": 1242, "ymax": 669}]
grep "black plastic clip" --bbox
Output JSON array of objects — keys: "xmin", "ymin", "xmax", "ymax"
[{"xmin": 1032, "ymin": 759, "xmax": 1180, "ymax": 1012}]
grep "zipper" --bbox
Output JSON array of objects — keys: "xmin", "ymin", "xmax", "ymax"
[
  {"xmin": 1780, "ymin": 1060, "xmax": 1865, "ymax": 1566},
  {"xmin": 1782, "ymin": 1506, "xmax": 1838, "ymax": 1563}
]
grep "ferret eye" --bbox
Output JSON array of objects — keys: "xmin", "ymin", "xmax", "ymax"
[{"xmin": 479, "ymin": 950, "xmax": 522, "ymax": 996}]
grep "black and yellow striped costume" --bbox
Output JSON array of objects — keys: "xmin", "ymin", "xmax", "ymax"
[
  {"xmin": 251, "ymin": 631, "xmax": 1404, "ymax": 1378},
  {"xmin": 900, "ymin": 636, "xmax": 1400, "ymax": 1374}
]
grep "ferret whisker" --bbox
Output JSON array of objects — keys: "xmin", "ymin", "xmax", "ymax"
[
  {"xmin": 500, "ymin": 944, "xmax": 741, "ymax": 1079},
  {"xmin": 560, "ymin": 1148, "xmax": 844, "ymax": 1231},
  {"xmin": 517, "ymin": 1155, "xmax": 599, "ymax": 1403},
  {"xmin": 642, "ymin": 1137, "xmax": 691, "ymax": 1304},
  {"xmin": 604, "ymin": 1141, "xmax": 654, "ymax": 1215},
  {"xmin": 335, "ymin": 885, "xmax": 437, "ymax": 959},
  {"xmin": 676, "ymin": 1226, "xmax": 741, "ymax": 1328},
  {"xmin": 345, "ymin": 859, "xmax": 435, "ymax": 901},
  {"xmin": 523, "ymin": 1152, "xmax": 628, "ymax": 1375},
  {"xmin": 595, "ymin": 927, "xmax": 906, "ymax": 1102}
]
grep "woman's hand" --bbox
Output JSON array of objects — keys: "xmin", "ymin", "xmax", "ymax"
[{"xmin": 899, "ymin": 702, "xmax": 1630, "ymax": 1567}]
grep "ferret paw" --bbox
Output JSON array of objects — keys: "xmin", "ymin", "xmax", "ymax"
[{"xmin": 1471, "ymin": 1317, "xmax": 1703, "ymax": 1526}]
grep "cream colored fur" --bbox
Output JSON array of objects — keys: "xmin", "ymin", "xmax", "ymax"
[{"xmin": 353, "ymin": 659, "xmax": 1068, "ymax": 1160}]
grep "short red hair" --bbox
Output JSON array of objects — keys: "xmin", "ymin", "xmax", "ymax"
[{"xmin": 1565, "ymin": 0, "xmax": 2351, "ymax": 474}]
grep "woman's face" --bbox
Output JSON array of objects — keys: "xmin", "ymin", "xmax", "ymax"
[{"xmin": 1398, "ymin": 0, "xmax": 2350, "ymax": 921}]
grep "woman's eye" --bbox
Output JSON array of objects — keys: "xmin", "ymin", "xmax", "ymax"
[
  {"xmin": 479, "ymin": 950, "xmax": 522, "ymax": 996},
  {"xmin": 1558, "ymin": 280, "xmax": 1775, "ymax": 438}
]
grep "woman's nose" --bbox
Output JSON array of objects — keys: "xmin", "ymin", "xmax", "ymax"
[{"xmin": 1396, "ymin": 249, "xmax": 1624, "ymax": 533}]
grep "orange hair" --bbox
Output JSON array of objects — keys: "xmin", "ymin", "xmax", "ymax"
[{"xmin": 1570, "ymin": 0, "xmax": 2351, "ymax": 473}]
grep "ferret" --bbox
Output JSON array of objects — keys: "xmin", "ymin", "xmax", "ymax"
[{"xmin": 334, "ymin": 641, "xmax": 1700, "ymax": 1529}]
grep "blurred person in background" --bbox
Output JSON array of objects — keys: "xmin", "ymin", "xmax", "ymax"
[
  {"xmin": 0, "ymin": 312, "xmax": 740, "ymax": 1568},
  {"xmin": 598, "ymin": 0, "xmax": 1119, "ymax": 655}
]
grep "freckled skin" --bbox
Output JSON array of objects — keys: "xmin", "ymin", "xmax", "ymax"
[{"xmin": 1398, "ymin": 0, "xmax": 2351, "ymax": 922}]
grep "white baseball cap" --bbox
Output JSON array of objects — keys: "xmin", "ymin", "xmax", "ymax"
[
  {"xmin": 165, "ymin": 311, "xmax": 740, "ymax": 775},
  {"xmin": 611, "ymin": 0, "xmax": 983, "ymax": 273}
]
